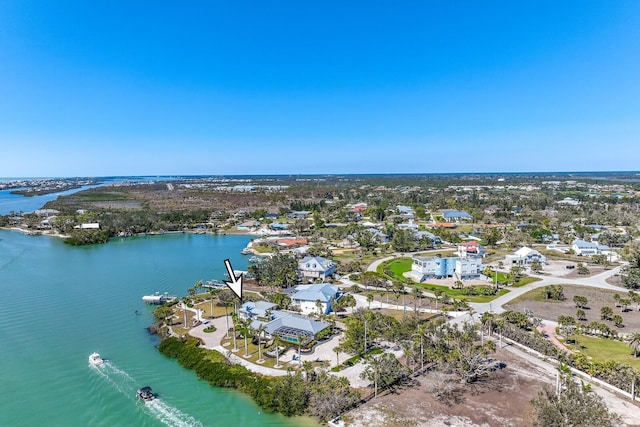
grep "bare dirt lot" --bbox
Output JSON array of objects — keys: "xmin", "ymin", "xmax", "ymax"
[
  {"xmin": 344, "ymin": 349, "xmax": 549, "ymax": 427},
  {"xmin": 504, "ymin": 285, "xmax": 640, "ymax": 332}
]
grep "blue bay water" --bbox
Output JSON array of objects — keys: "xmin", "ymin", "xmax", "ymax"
[{"xmin": 0, "ymin": 230, "xmax": 316, "ymax": 427}]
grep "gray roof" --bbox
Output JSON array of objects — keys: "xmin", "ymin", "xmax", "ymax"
[
  {"xmin": 292, "ymin": 283, "xmax": 339, "ymax": 303},
  {"xmin": 264, "ymin": 313, "xmax": 329, "ymax": 336},
  {"xmin": 443, "ymin": 209, "xmax": 472, "ymax": 219},
  {"xmin": 298, "ymin": 256, "xmax": 335, "ymax": 273}
]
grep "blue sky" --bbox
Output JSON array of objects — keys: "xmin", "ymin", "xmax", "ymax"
[{"xmin": 1, "ymin": 1, "xmax": 639, "ymax": 176}]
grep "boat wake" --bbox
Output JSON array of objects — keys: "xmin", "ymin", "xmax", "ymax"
[{"xmin": 90, "ymin": 361, "xmax": 202, "ymax": 427}]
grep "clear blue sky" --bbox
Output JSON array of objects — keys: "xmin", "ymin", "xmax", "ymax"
[{"xmin": 1, "ymin": 1, "xmax": 639, "ymax": 177}]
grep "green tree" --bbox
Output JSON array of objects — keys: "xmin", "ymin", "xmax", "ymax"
[
  {"xmin": 612, "ymin": 314, "xmax": 624, "ymax": 328},
  {"xmin": 531, "ymin": 374, "xmax": 621, "ymax": 427},
  {"xmin": 601, "ymin": 306, "xmax": 613, "ymax": 321},
  {"xmin": 573, "ymin": 295, "xmax": 588, "ymax": 309},
  {"xmin": 359, "ymin": 353, "xmax": 407, "ymax": 397},
  {"xmin": 576, "ymin": 309, "xmax": 586, "ymax": 321},
  {"xmin": 629, "ymin": 331, "xmax": 640, "ymax": 357}
]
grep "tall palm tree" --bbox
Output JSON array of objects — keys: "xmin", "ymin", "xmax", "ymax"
[
  {"xmin": 256, "ymin": 324, "xmax": 266, "ymax": 363},
  {"xmin": 241, "ymin": 318, "xmax": 252, "ymax": 357},
  {"xmin": 231, "ymin": 312, "xmax": 239, "ymax": 351},
  {"xmin": 629, "ymin": 332, "xmax": 640, "ymax": 357},
  {"xmin": 366, "ymin": 293, "xmax": 374, "ymax": 310}
]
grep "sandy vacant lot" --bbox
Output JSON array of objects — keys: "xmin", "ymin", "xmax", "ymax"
[
  {"xmin": 344, "ymin": 349, "xmax": 549, "ymax": 427},
  {"xmin": 505, "ymin": 285, "xmax": 640, "ymax": 332}
]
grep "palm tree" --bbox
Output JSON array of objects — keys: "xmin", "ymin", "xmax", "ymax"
[
  {"xmin": 241, "ymin": 318, "xmax": 252, "ymax": 357},
  {"xmin": 366, "ymin": 293, "xmax": 374, "ymax": 310},
  {"xmin": 209, "ymin": 290, "xmax": 215, "ymax": 319},
  {"xmin": 231, "ymin": 312, "xmax": 239, "ymax": 352},
  {"xmin": 256, "ymin": 324, "xmax": 266, "ymax": 363},
  {"xmin": 315, "ymin": 299, "xmax": 323, "ymax": 316},
  {"xmin": 434, "ymin": 289, "xmax": 443, "ymax": 310},
  {"xmin": 629, "ymin": 332, "xmax": 640, "ymax": 357},
  {"xmin": 333, "ymin": 344, "xmax": 342, "ymax": 367}
]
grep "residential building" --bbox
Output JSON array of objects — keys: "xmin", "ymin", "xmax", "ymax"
[
  {"xmin": 442, "ymin": 209, "xmax": 472, "ymax": 222},
  {"xmin": 572, "ymin": 239, "xmax": 609, "ymax": 257},
  {"xmin": 239, "ymin": 301, "xmax": 278, "ymax": 321},
  {"xmin": 456, "ymin": 241, "xmax": 485, "ymax": 257},
  {"xmin": 409, "ymin": 256, "xmax": 483, "ymax": 281},
  {"xmin": 505, "ymin": 246, "xmax": 546, "ymax": 265},
  {"xmin": 290, "ymin": 283, "xmax": 340, "ymax": 315},
  {"xmin": 297, "ymin": 256, "xmax": 336, "ymax": 280}
]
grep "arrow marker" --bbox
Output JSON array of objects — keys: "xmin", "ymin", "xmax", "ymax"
[{"xmin": 224, "ymin": 259, "xmax": 243, "ymax": 301}]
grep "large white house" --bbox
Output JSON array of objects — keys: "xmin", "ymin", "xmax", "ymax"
[
  {"xmin": 505, "ymin": 246, "xmax": 546, "ymax": 265},
  {"xmin": 290, "ymin": 283, "xmax": 340, "ymax": 315},
  {"xmin": 408, "ymin": 256, "xmax": 483, "ymax": 281},
  {"xmin": 297, "ymin": 256, "xmax": 336, "ymax": 281}
]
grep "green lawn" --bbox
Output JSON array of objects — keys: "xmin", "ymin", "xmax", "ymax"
[
  {"xmin": 384, "ymin": 257, "xmax": 413, "ymax": 279},
  {"xmin": 413, "ymin": 283, "xmax": 509, "ymax": 303},
  {"xmin": 506, "ymin": 286, "xmax": 566, "ymax": 305},
  {"xmin": 511, "ymin": 276, "xmax": 541, "ymax": 288},
  {"xmin": 571, "ymin": 335, "xmax": 640, "ymax": 370}
]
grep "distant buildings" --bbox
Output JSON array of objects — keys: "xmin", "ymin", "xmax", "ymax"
[
  {"xmin": 442, "ymin": 209, "xmax": 472, "ymax": 222},
  {"xmin": 456, "ymin": 241, "xmax": 485, "ymax": 258}
]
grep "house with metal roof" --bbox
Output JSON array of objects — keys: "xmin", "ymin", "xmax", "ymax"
[
  {"xmin": 264, "ymin": 313, "xmax": 329, "ymax": 345},
  {"xmin": 238, "ymin": 300, "xmax": 278, "ymax": 321},
  {"xmin": 457, "ymin": 241, "xmax": 485, "ymax": 257},
  {"xmin": 297, "ymin": 256, "xmax": 336, "ymax": 281},
  {"xmin": 290, "ymin": 283, "xmax": 340, "ymax": 315},
  {"xmin": 571, "ymin": 239, "xmax": 609, "ymax": 257},
  {"xmin": 505, "ymin": 246, "xmax": 546, "ymax": 265},
  {"xmin": 442, "ymin": 209, "xmax": 473, "ymax": 221}
]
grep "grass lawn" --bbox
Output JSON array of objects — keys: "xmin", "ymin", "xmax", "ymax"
[
  {"xmin": 252, "ymin": 244, "xmax": 275, "ymax": 253},
  {"xmin": 413, "ymin": 283, "xmax": 509, "ymax": 303},
  {"xmin": 194, "ymin": 300, "xmax": 233, "ymax": 318},
  {"xmin": 570, "ymin": 335, "xmax": 640, "ymax": 370},
  {"xmin": 382, "ymin": 257, "xmax": 413, "ymax": 280},
  {"xmin": 506, "ymin": 287, "xmax": 565, "ymax": 305},
  {"xmin": 511, "ymin": 276, "xmax": 541, "ymax": 288}
]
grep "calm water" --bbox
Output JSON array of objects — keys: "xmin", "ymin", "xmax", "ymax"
[{"xmin": 0, "ymin": 230, "xmax": 315, "ymax": 427}]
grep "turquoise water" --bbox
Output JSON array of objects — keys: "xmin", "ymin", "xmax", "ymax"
[{"xmin": 0, "ymin": 230, "xmax": 314, "ymax": 427}]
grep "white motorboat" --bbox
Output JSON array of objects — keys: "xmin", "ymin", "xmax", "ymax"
[{"xmin": 88, "ymin": 352, "xmax": 104, "ymax": 366}]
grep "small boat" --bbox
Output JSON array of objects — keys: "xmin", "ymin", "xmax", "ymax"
[
  {"xmin": 88, "ymin": 352, "xmax": 104, "ymax": 366},
  {"xmin": 137, "ymin": 386, "xmax": 155, "ymax": 401}
]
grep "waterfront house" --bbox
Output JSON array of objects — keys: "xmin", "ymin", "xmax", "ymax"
[
  {"xmin": 263, "ymin": 313, "xmax": 329, "ymax": 345},
  {"xmin": 239, "ymin": 301, "xmax": 278, "ymax": 321}
]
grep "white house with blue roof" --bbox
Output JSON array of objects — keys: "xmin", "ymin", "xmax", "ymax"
[
  {"xmin": 290, "ymin": 283, "xmax": 340, "ymax": 315},
  {"xmin": 571, "ymin": 239, "xmax": 610, "ymax": 257}
]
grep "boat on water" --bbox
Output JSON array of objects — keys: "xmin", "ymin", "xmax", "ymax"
[
  {"xmin": 142, "ymin": 292, "xmax": 177, "ymax": 305},
  {"xmin": 137, "ymin": 386, "xmax": 155, "ymax": 401},
  {"xmin": 88, "ymin": 352, "xmax": 104, "ymax": 366}
]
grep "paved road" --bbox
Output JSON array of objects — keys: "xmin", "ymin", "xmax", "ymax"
[{"xmin": 469, "ymin": 264, "xmax": 625, "ymax": 316}]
